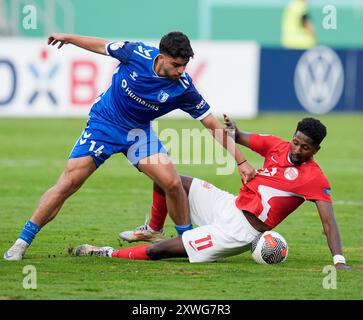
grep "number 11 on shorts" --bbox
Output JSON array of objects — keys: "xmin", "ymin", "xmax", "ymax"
[{"xmin": 189, "ymin": 234, "xmax": 214, "ymax": 251}]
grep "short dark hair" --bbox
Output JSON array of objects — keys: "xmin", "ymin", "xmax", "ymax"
[
  {"xmin": 295, "ymin": 117, "xmax": 327, "ymax": 146},
  {"xmin": 159, "ymin": 31, "xmax": 194, "ymax": 60}
]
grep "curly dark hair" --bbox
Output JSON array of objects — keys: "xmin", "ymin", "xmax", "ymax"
[
  {"xmin": 295, "ymin": 118, "xmax": 327, "ymax": 146},
  {"xmin": 159, "ymin": 31, "xmax": 194, "ymax": 59}
]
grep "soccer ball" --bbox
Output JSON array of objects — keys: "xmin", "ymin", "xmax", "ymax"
[{"xmin": 251, "ymin": 231, "xmax": 288, "ymax": 265}]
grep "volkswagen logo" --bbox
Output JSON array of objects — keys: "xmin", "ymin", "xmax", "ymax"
[{"xmin": 294, "ymin": 46, "xmax": 344, "ymax": 114}]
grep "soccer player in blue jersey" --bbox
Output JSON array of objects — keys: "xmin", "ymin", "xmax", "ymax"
[{"xmin": 4, "ymin": 31, "xmax": 255, "ymax": 261}]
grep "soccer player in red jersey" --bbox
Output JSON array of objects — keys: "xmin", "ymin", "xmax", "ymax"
[{"xmin": 76, "ymin": 115, "xmax": 350, "ymax": 270}]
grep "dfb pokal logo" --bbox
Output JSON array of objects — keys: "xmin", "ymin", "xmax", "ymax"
[{"xmin": 294, "ymin": 46, "xmax": 344, "ymax": 115}]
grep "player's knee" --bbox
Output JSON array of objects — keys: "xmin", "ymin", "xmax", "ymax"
[
  {"xmin": 56, "ymin": 169, "xmax": 84, "ymax": 195},
  {"xmin": 163, "ymin": 177, "xmax": 183, "ymax": 194}
]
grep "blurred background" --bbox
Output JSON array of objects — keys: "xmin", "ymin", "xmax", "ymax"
[{"xmin": 1, "ymin": 0, "xmax": 362, "ymax": 118}]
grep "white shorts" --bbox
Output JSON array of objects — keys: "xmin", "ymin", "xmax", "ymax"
[{"xmin": 182, "ymin": 178, "xmax": 261, "ymax": 263}]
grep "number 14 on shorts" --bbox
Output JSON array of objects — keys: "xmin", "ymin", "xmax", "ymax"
[
  {"xmin": 79, "ymin": 130, "xmax": 104, "ymax": 157},
  {"xmin": 88, "ymin": 140, "xmax": 104, "ymax": 157}
]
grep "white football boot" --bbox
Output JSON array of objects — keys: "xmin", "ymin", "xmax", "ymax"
[
  {"xmin": 75, "ymin": 244, "xmax": 114, "ymax": 257},
  {"xmin": 119, "ymin": 224, "xmax": 165, "ymax": 243},
  {"xmin": 3, "ymin": 239, "xmax": 29, "ymax": 261}
]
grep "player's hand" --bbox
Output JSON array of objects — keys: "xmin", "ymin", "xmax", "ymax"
[
  {"xmin": 335, "ymin": 263, "xmax": 351, "ymax": 270},
  {"xmin": 238, "ymin": 161, "xmax": 256, "ymax": 184},
  {"xmin": 223, "ymin": 114, "xmax": 239, "ymax": 141},
  {"xmin": 47, "ymin": 33, "xmax": 69, "ymax": 49}
]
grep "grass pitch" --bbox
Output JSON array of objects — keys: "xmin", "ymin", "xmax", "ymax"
[{"xmin": 0, "ymin": 114, "xmax": 362, "ymax": 300}]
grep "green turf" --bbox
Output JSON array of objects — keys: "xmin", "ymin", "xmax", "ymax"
[{"xmin": 0, "ymin": 114, "xmax": 362, "ymax": 300}]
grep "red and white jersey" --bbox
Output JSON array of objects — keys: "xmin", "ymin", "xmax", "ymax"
[{"xmin": 235, "ymin": 134, "xmax": 332, "ymax": 228}]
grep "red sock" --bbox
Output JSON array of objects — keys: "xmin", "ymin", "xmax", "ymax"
[
  {"xmin": 148, "ymin": 190, "xmax": 167, "ymax": 232},
  {"xmin": 111, "ymin": 244, "xmax": 151, "ymax": 260}
]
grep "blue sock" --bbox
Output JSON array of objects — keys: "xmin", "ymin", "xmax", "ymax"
[
  {"xmin": 19, "ymin": 220, "xmax": 41, "ymax": 245},
  {"xmin": 174, "ymin": 223, "xmax": 193, "ymax": 237}
]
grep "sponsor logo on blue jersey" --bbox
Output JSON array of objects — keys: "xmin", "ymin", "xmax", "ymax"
[
  {"xmin": 196, "ymin": 99, "xmax": 206, "ymax": 109},
  {"xmin": 121, "ymin": 79, "xmax": 159, "ymax": 111}
]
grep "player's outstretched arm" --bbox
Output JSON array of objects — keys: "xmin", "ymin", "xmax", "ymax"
[
  {"xmin": 315, "ymin": 200, "xmax": 351, "ymax": 270},
  {"xmin": 47, "ymin": 33, "xmax": 108, "ymax": 55}
]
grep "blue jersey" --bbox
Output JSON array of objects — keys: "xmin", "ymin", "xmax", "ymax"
[{"xmin": 89, "ymin": 41, "xmax": 211, "ymax": 128}]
